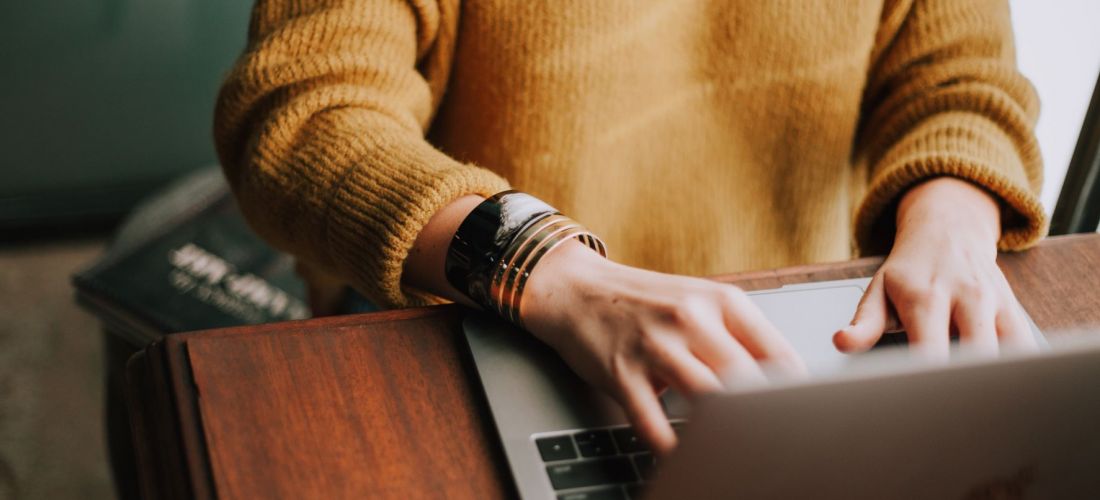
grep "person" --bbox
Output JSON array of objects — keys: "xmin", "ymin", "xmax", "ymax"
[{"xmin": 214, "ymin": 0, "xmax": 1046, "ymax": 453}]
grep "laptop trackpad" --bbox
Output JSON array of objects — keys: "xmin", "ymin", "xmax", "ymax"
[{"xmin": 747, "ymin": 282, "xmax": 868, "ymax": 376}]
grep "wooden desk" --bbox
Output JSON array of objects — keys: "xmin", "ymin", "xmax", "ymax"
[{"xmin": 126, "ymin": 234, "xmax": 1100, "ymax": 499}]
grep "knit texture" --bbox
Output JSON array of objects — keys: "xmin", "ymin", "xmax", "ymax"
[{"xmin": 215, "ymin": 0, "xmax": 1046, "ymax": 309}]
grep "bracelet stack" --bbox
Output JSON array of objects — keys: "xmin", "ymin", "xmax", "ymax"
[{"xmin": 445, "ymin": 191, "xmax": 606, "ymax": 327}]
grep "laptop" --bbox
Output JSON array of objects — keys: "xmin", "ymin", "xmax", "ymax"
[{"xmin": 463, "ymin": 278, "xmax": 1099, "ymax": 499}]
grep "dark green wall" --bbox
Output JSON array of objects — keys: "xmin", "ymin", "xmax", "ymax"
[{"xmin": 0, "ymin": 1, "xmax": 252, "ymax": 229}]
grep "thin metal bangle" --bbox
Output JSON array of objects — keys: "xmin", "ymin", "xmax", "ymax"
[
  {"xmin": 491, "ymin": 215, "xmax": 572, "ymax": 318},
  {"xmin": 500, "ymin": 221, "xmax": 584, "ymax": 322},
  {"xmin": 510, "ymin": 227, "xmax": 605, "ymax": 326}
]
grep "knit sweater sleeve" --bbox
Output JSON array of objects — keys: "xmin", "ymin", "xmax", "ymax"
[
  {"xmin": 214, "ymin": 0, "xmax": 510, "ymax": 308},
  {"xmin": 853, "ymin": 0, "xmax": 1046, "ymax": 255}
]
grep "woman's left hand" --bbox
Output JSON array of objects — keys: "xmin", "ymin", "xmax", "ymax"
[{"xmin": 833, "ymin": 177, "xmax": 1037, "ymax": 358}]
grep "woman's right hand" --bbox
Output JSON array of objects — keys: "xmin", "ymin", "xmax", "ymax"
[{"xmin": 521, "ymin": 241, "xmax": 806, "ymax": 454}]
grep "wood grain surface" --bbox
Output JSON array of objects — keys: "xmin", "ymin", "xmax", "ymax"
[{"xmin": 128, "ymin": 234, "xmax": 1100, "ymax": 499}]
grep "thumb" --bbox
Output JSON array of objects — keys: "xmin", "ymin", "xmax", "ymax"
[{"xmin": 833, "ymin": 274, "xmax": 888, "ymax": 352}]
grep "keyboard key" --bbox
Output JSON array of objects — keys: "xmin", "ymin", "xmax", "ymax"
[
  {"xmin": 546, "ymin": 457, "xmax": 638, "ymax": 490},
  {"xmin": 558, "ymin": 487, "xmax": 627, "ymax": 500},
  {"xmin": 537, "ymin": 435, "xmax": 578, "ymax": 462},
  {"xmin": 611, "ymin": 428, "xmax": 647, "ymax": 453},
  {"xmin": 633, "ymin": 453, "xmax": 657, "ymax": 481},
  {"xmin": 573, "ymin": 430, "xmax": 616, "ymax": 457}
]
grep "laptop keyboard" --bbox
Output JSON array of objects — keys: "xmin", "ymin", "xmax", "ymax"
[{"xmin": 534, "ymin": 422, "xmax": 682, "ymax": 500}]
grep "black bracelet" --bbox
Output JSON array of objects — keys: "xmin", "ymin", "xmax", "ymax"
[
  {"xmin": 445, "ymin": 191, "xmax": 606, "ymax": 321},
  {"xmin": 445, "ymin": 191, "xmax": 557, "ymax": 310}
]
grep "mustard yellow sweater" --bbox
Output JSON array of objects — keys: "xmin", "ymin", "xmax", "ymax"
[{"xmin": 215, "ymin": 0, "xmax": 1045, "ymax": 309}]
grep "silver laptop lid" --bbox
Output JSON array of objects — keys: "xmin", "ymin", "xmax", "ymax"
[{"xmin": 648, "ymin": 335, "xmax": 1100, "ymax": 500}]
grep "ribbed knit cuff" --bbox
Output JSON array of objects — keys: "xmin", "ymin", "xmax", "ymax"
[{"xmin": 855, "ymin": 112, "xmax": 1048, "ymax": 254}]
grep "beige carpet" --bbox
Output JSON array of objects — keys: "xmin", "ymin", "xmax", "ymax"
[{"xmin": 0, "ymin": 237, "xmax": 114, "ymax": 500}]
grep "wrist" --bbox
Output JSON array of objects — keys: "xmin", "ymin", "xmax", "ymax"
[
  {"xmin": 521, "ymin": 239, "xmax": 611, "ymax": 333},
  {"xmin": 896, "ymin": 177, "xmax": 1001, "ymax": 246}
]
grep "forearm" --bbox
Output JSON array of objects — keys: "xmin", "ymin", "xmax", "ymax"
[{"xmin": 214, "ymin": 1, "xmax": 510, "ymax": 308}]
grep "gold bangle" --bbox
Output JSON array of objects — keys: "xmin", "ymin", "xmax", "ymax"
[
  {"xmin": 511, "ymin": 226, "xmax": 605, "ymax": 326},
  {"xmin": 491, "ymin": 215, "xmax": 575, "ymax": 320},
  {"xmin": 505, "ymin": 223, "xmax": 605, "ymax": 326},
  {"xmin": 489, "ymin": 213, "xmax": 563, "ymax": 316},
  {"xmin": 501, "ymin": 219, "xmax": 583, "ymax": 323}
]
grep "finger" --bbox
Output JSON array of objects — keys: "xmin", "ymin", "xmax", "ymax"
[
  {"xmin": 883, "ymin": 301, "xmax": 904, "ymax": 334},
  {"xmin": 719, "ymin": 291, "xmax": 806, "ymax": 375},
  {"xmin": 988, "ymin": 271, "xmax": 1039, "ymax": 352},
  {"xmin": 615, "ymin": 370, "xmax": 677, "ymax": 454},
  {"xmin": 996, "ymin": 301, "xmax": 1038, "ymax": 352},
  {"xmin": 685, "ymin": 313, "xmax": 768, "ymax": 384},
  {"xmin": 647, "ymin": 340, "xmax": 725, "ymax": 396},
  {"xmin": 951, "ymin": 297, "xmax": 998, "ymax": 357},
  {"xmin": 671, "ymin": 299, "xmax": 771, "ymax": 380},
  {"xmin": 834, "ymin": 273, "xmax": 889, "ymax": 353},
  {"xmin": 698, "ymin": 309, "xmax": 789, "ymax": 382},
  {"xmin": 895, "ymin": 293, "xmax": 951, "ymax": 362},
  {"xmin": 694, "ymin": 334, "xmax": 769, "ymax": 390}
]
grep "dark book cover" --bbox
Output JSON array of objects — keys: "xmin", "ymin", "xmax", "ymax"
[{"xmin": 73, "ymin": 168, "xmax": 310, "ymax": 346}]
